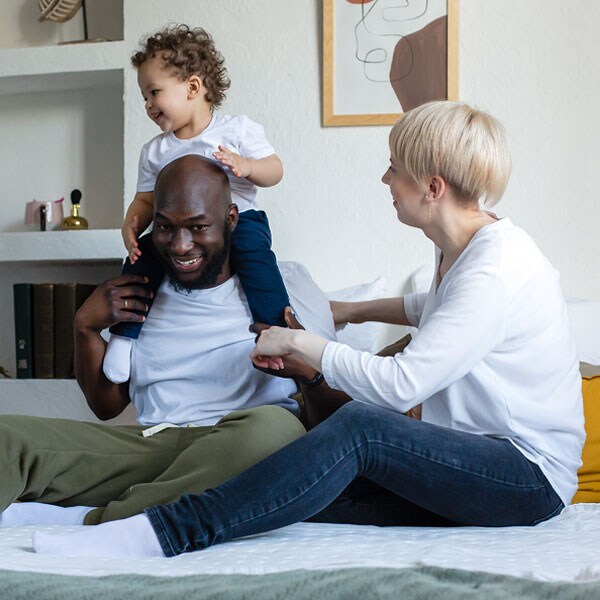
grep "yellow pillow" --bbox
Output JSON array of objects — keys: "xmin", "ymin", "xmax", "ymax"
[{"xmin": 572, "ymin": 375, "xmax": 600, "ymax": 503}]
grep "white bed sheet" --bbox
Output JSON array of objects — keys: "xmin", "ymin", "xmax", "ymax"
[{"xmin": 1, "ymin": 503, "xmax": 599, "ymax": 582}]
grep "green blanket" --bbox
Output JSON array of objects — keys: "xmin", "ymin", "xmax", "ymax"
[{"xmin": 0, "ymin": 567, "xmax": 596, "ymax": 600}]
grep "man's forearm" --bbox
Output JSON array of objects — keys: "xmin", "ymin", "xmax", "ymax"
[
  {"xmin": 297, "ymin": 375, "xmax": 352, "ymax": 430},
  {"xmin": 74, "ymin": 327, "xmax": 129, "ymax": 420}
]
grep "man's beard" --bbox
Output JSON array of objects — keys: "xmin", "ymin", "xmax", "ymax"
[{"xmin": 167, "ymin": 223, "xmax": 231, "ymax": 293}]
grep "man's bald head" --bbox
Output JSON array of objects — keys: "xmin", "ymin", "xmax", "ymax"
[
  {"xmin": 151, "ymin": 154, "xmax": 238, "ymax": 290},
  {"xmin": 154, "ymin": 155, "xmax": 232, "ymax": 215}
]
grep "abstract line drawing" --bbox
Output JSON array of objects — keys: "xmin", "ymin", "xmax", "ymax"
[{"xmin": 323, "ymin": 0, "xmax": 458, "ymax": 126}]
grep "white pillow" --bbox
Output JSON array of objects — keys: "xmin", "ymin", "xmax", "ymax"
[
  {"xmin": 326, "ymin": 276, "xmax": 388, "ymax": 352},
  {"xmin": 278, "ymin": 261, "xmax": 336, "ymax": 341}
]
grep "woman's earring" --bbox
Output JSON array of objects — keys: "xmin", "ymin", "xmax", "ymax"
[{"xmin": 425, "ymin": 195, "xmax": 432, "ymax": 224}]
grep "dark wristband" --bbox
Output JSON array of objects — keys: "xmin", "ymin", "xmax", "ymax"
[{"xmin": 299, "ymin": 371, "xmax": 324, "ymax": 387}]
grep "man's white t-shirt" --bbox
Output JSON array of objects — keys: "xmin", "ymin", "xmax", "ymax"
[
  {"xmin": 321, "ymin": 218, "xmax": 585, "ymax": 506},
  {"xmin": 137, "ymin": 114, "xmax": 275, "ymax": 212},
  {"xmin": 129, "ymin": 262, "xmax": 334, "ymax": 427}
]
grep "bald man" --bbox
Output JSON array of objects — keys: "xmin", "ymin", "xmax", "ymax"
[{"xmin": 0, "ymin": 156, "xmax": 334, "ymax": 528}]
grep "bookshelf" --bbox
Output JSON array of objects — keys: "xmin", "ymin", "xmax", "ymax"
[{"xmin": 0, "ymin": 0, "xmax": 129, "ymax": 417}]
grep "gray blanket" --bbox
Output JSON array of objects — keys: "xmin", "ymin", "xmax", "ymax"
[{"xmin": 0, "ymin": 567, "xmax": 596, "ymax": 599}]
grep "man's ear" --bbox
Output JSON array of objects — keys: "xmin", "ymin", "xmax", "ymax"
[
  {"xmin": 227, "ymin": 203, "xmax": 239, "ymax": 231},
  {"xmin": 187, "ymin": 75, "xmax": 205, "ymax": 100}
]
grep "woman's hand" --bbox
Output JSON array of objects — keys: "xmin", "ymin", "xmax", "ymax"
[
  {"xmin": 251, "ymin": 308, "xmax": 320, "ymax": 380},
  {"xmin": 250, "ymin": 307, "xmax": 328, "ymax": 374},
  {"xmin": 329, "ymin": 300, "xmax": 360, "ymax": 325},
  {"xmin": 250, "ymin": 326, "xmax": 295, "ymax": 370}
]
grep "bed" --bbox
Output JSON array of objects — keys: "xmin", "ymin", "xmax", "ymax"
[{"xmin": 0, "ymin": 275, "xmax": 599, "ymax": 599}]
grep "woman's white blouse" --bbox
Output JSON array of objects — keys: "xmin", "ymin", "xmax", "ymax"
[{"xmin": 321, "ymin": 218, "xmax": 585, "ymax": 506}]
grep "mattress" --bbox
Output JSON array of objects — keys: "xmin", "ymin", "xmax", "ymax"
[{"xmin": 1, "ymin": 503, "xmax": 599, "ymax": 582}]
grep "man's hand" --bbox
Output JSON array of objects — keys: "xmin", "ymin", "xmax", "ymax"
[
  {"xmin": 213, "ymin": 145, "xmax": 251, "ymax": 178},
  {"xmin": 122, "ymin": 215, "xmax": 143, "ymax": 263},
  {"xmin": 75, "ymin": 274, "xmax": 153, "ymax": 334},
  {"xmin": 73, "ymin": 274, "xmax": 149, "ymax": 420}
]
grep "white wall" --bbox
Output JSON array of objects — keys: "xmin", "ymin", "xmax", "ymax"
[
  {"xmin": 459, "ymin": 1, "xmax": 600, "ymax": 300},
  {"xmin": 1, "ymin": 0, "xmax": 598, "ymax": 302},
  {"xmin": 122, "ymin": 0, "xmax": 600, "ymax": 303},
  {"xmin": 0, "ymin": 86, "xmax": 124, "ymax": 232}
]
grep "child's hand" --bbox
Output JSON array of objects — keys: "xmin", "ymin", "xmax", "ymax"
[
  {"xmin": 213, "ymin": 145, "xmax": 251, "ymax": 178},
  {"xmin": 122, "ymin": 215, "xmax": 143, "ymax": 264}
]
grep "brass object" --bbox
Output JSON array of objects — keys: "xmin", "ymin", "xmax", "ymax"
[{"xmin": 61, "ymin": 189, "xmax": 89, "ymax": 230}]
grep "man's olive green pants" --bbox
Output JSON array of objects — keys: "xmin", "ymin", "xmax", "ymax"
[{"xmin": 0, "ymin": 405, "xmax": 305, "ymax": 524}]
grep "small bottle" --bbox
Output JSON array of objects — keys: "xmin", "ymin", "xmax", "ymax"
[{"xmin": 61, "ymin": 189, "xmax": 89, "ymax": 230}]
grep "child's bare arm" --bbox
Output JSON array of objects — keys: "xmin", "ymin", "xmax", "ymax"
[
  {"xmin": 213, "ymin": 146, "xmax": 283, "ymax": 187},
  {"xmin": 122, "ymin": 192, "xmax": 154, "ymax": 262}
]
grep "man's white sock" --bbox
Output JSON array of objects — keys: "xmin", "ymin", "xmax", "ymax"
[
  {"xmin": 102, "ymin": 334, "xmax": 133, "ymax": 384},
  {"xmin": 33, "ymin": 513, "xmax": 165, "ymax": 558},
  {"xmin": 0, "ymin": 503, "xmax": 93, "ymax": 527}
]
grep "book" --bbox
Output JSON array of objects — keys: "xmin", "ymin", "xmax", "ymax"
[
  {"xmin": 13, "ymin": 283, "xmax": 33, "ymax": 379},
  {"xmin": 53, "ymin": 283, "xmax": 97, "ymax": 379},
  {"xmin": 32, "ymin": 283, "xmax": 55, "ymax": 378}
]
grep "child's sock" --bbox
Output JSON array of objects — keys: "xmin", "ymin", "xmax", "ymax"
[
  {"xmin": 33, "ymin": 513, "xmax": 165, "ymax": 558},
  {"xmin": 0, "ymin": 503, "xmax": 94, "ymax": 527},
  {"xmin": 103, "ymin": 335, "xmax": 133, "ymax": 384}
]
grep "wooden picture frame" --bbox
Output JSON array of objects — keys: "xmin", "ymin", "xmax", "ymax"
[{"xmin": 323, "ymin": 0, "xmax": 459, "ymax": 127}]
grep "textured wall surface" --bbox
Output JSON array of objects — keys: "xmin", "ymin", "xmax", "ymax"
[
  {"xmin": 1, "ymin": 0, "xmax": 598, "ymax": 304},
  {"xmin": 123, "ymin": 0, "xmax": 600, "ymax": 300}
]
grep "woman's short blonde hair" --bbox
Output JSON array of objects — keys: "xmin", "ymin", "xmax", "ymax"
[{"xmin": 389, "ymin": 101, "xmax": 511, "ymax": 207}]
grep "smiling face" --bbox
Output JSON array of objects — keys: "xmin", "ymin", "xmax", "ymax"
[
  {"xmin": 382, "ymin": 157, "xmax": 429, "ymax": 227},
  {"xmin": 137, "ymin": 55, "xmax": 195, "ymax": 134},
  {"xmin": 152, "ymin": 156, "xmax": 237, "ymax": 290}
]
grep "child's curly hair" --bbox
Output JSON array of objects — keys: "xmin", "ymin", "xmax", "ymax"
[{"xmin": 131, "ymin": 24, "xmax": 230, "ymax": 108}]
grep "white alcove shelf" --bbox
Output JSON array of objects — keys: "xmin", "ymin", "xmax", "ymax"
[
  {"xmin": 0, "ymin": 229, "xmax": 124, "ymax": 262},
  {"xmin": 0, "ymin": 379, "xmax": 136, "ymax": 424}
]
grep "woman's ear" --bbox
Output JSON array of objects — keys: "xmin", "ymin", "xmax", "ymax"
[{"xmin": 428, "ymin": 175, "xmax": 446, "ymax": 204}]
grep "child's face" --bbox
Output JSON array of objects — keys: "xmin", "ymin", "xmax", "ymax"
[{"xmin": 137, "ymin": 56, "xmax": 193, "ymax": 134}]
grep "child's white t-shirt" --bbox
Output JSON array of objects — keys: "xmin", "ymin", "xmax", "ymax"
[{"xmin": 137, "ymin": 114, "xmax": 275, "ymax": 212}]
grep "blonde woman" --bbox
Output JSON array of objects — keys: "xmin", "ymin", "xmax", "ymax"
[{"xmin": 34, "ymin": 101, "xmax": 584, "ymax": 558}]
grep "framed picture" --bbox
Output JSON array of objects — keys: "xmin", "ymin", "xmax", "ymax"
[{"xmin": 323, "ymin": 0, "xmax": 459, "ymax": 126}]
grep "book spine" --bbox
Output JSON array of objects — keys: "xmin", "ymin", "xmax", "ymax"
[
  {"xmin": 33, "ymin": 283, "xmax": 55, "ymax": 379},
  {"xmin": 13, "ymin": 283, "xmax": 33, "ymax": 379},
  {"xmin": 53, "ymin": 283, "xmax": 76, "ymax": 379},
  {"xmin": 54, "ymin": 283, "xmax": 96, "ymax": 379}
]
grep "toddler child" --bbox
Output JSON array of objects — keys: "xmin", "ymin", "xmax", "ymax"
[{"xmin": 103, "ymin": 24, "xmax": 289, "ymax": 383}]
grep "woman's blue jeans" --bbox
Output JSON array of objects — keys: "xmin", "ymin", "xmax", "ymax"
[{"xmin": 145, "ymin": 402, "xmax": 564, "ymax": 557}]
